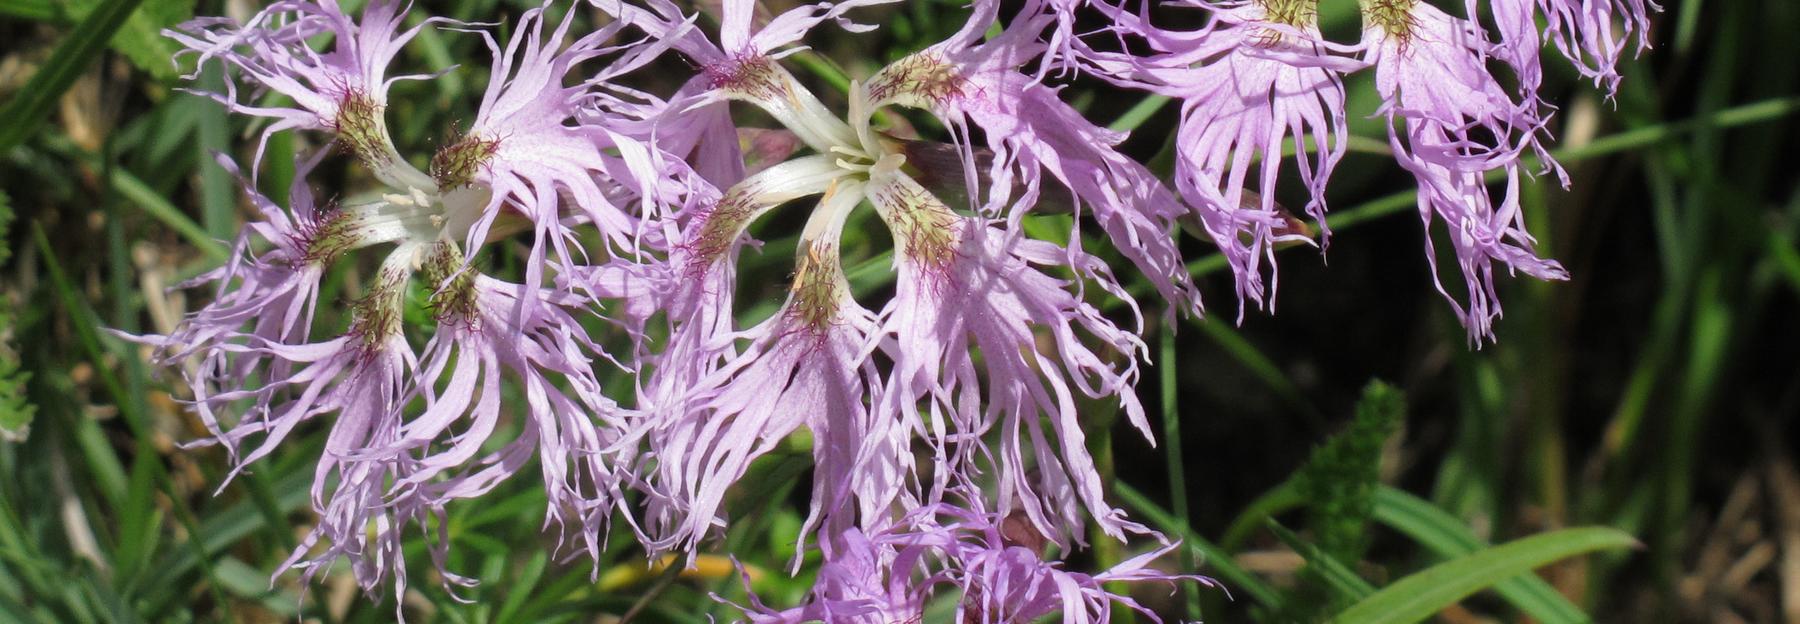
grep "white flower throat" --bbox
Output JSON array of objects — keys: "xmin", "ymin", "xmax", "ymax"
[{"xmin": 696, "ymin": 57, "xmax": 965, "ymax": 329}]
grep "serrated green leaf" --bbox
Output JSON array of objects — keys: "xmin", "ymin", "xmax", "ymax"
[
  {"xmin": 1332, "ymin": 527, "xmax": 1637, "ymax": 624},
  {"xmin": 0, "ymin": 0, "xmax": 146, "ymax": 151},
  {"xmin": 0, "ymin": 190, "xmax": 31, "ymax": 442},
  {"xmin": 65, "ymin": 0, "xmax": 195, "ymax": 81}
]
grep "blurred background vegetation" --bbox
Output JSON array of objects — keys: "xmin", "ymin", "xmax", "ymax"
[{"xmin": 0, "ymin": 0, "xmax": 1796, "ymax": 621}]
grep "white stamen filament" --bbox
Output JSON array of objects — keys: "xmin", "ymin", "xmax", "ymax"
[{"xmin": 341, "ymin": 177, "xmax": 492, "ymax": 249}]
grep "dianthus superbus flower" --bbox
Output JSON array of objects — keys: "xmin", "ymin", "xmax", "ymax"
[
  {"xmin": 733, "ymin": 499, "xmax": 1209, "ymax": 623},
  {"xmin": 144, "ymin": 0, "xmax": 1658, "ymax": 617},
  {"xmin": 1086, "ymin": 0, "xmax": 1362, "ymax": 312},
  {"xmin": 869, "ymin": 1, "xmax": 1203, "ymax": 316},
  {"xmin": 1487, "ymin": 0, "xmax": 1656, "ymax": 94},
  {"xmin": 166, "ymin": 0, "xmax": 425, "ymax": 175},
  {"xmin": 151, "ymin": 0, "xmax": 684, "ymax": 607},
  {"xmin": 1360, "ymin": 0, "xmax": 1570, "ymax": 342},
  {"xmin": 596, "ymin": 0, "xmax": 1182, "ymax": 559}
]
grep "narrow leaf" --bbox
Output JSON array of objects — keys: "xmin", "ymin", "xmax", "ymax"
[
  {"xmin": 1267, "ymin": 520, "xmax": 1375, "ymax": 601},
  {"xmin": 0, "ymin": 0, "xmax": 59, "ymax": 21},
  {"xmin": 1372, "ymin": 486, "xmax": 1592, "ymax": 623},
  {"xmin": 1115, "ymin": 483, "xmax": 1282, "ymax": 607},
  {"xmin": 1332, "ymin": 527, "xmax": 1638, "ymax": 624}
]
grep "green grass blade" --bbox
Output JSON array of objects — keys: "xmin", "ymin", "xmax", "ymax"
[
  {"xmin": 1266, "ymin": 520, "xmax": 1375, "ymax": 600},
  {"xmin": 1157, "ymin": 329, "xmax": 1200, "ymax": 619},
  {"xmin": 1769, "ymin": 227, "xmax": 1800, "ymax": 295},
  {"xmin": 0, "ymin": 0, "xmax": 148, "ymax": 151},
  {"xmin": 495, "ymin": 550, "xmax": 548, "ymax": 624},
  {"xmin": 1372, "ymin": 487, "xmax": 1592, "ymax": 624},
  {"xmin": 0, "ymin": 0, "xmax": 59, "ymax": 20},
  {"xmin": 1114, "ymin": 483, "xmax": 1281, "ymax": 608},
  {"xmin": 1108, "ymin": 94, "xmax": 1171, "ymax": 132},
  {"xmin": 1193, "ymin": 319, "xmax": 1315, "ymax": 416},
  {"xmin": 1331, "ymin": 527, "xmax": 1638, "ymax": 624},
  {"xmin": 195, "ymin": 67, "xmax": 237, "ymax": 240},
  {"xmin": 1220, "ymin": 479, "xmax": 1302, "ymax": 551}
]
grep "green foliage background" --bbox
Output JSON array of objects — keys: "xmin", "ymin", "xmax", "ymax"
[{"xmin": 0, "ymin": 0, "xmax": 1795, "ymax": 621}]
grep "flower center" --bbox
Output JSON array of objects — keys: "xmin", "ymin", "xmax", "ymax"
[
  {"xmin": 342, "ymin": 183, "xmax": 491, "ymax": 246},
  {"xmin": 1361, "ymin": 0, "xmax": 1418, "ymax": 41}
]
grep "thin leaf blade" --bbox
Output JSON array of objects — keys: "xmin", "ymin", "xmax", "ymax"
[
  {"xmin": 1372, "ymin": 487, "xmax": 1592, "ymax": 623},
  {"xmin": 1332, "ymin": 527, "xmax": 1638, "ymax": 624}
]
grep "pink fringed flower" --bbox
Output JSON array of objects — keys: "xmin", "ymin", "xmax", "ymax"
[
  {"xmin": 595, "ymin": 0, "xmax": 1176, "ymax": 559},
  {"xmin": 1487, "ymin": 0, "xmax": 1656, "ymax": 94},
  {"xmin": 152, "ymin": 0, "xmax": 681, "ymax": 606},
  {"xmin": 212, "ymin": 243, "xmax": 426, "ymax": 605},
  {"xmin": 635, "ymin": 182, "xmax": 895, "ymax": 554},
  {"xmin": 734, "ymin": 500, "xmax": 1211, "ymax": 623},
  {"xmin": 872, "ymin": 158, "xmax": 1149, "ymax": 545},
  {"xmin": 866, "ymin": 2, "xmax": 1203, "ymax": 317},
  {"xmin": 383, "ymin": 245, "xmax": 633, "ymax": 566},
  {"xmin": 168, "ymin": 0, "xmax": 444, "ymax": 186},
  {"xmin": 446, "ymin": 7, "xmax": 685, "ymax": 256},
  {"xmin": 729, "ymin": 525, "xmax": 930, "ymax": 624},
  {"xmin": 1362, "ymin": 0, "xmax": 1570, "ymax": 342},
  {"xmin": 1087, "ymin": 0, "xmax": 1362, "ymax": 313},
  {"xmin": 148, "ymin": 0, "xmax": 1664, "ymax": 617}
]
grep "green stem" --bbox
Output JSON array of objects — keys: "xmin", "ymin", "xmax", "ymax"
[
  {"xmin": 1158, "ymin": 330, "xmax": 1201, "ymax": 619},
  {"xmin": 1115, "ymin": 483, "xmax": 1281, "ymax": 608}
]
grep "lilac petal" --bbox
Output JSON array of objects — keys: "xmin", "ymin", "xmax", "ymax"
[
  {"xmin": 1363, "ymin": 1, "xmax": 1570, "ymax": 342},
  {"xmin": 1489, "ymin": 0, "xmax": 1657, "ymax": 94},
  {"xmin": 1086, "ymin": 1, "xmax": 1358, "ymax": 313},
  {"xmin": 167, "ymin": 0, "xmax": 443, "ymax": 181},
  {"xmin": 637, "ymin": 183, "xmax": 894, "ymax": 555},
  {"xmin": 455, "ymin": 8, "xmax": 674, "ymax": 254},
  {"xmin": 868, "ymin": 11, "xmax": 1202, "ymax": 319},
  {"xmin": 869, "ymin": 163, "xmax": 1150, "ymax": 546},
  {"xmin": 736, "ymin": 499, "xmax": 1213, "ymax": 623},
  {"xmin": 380, "ymin": 255, "xmax": 630, "ymax": 567}
]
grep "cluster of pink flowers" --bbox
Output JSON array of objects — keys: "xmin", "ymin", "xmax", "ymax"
[{"xmin": 147, "ymin": 0, "xmax": 1651, "ymax": 619}]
